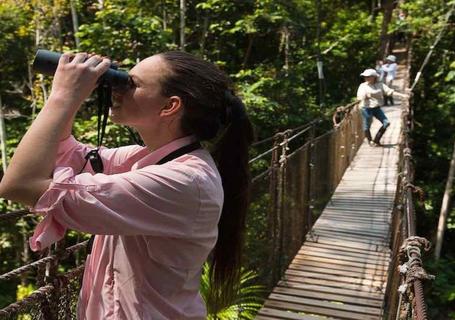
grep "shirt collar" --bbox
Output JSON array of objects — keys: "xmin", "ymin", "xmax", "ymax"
[{"xmin": 134, "ymin": 135, "xmax": 198, "ymax": 169}]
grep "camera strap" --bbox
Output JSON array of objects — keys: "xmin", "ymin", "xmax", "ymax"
[{"xmin": 85, "ymin": 140, "xmax": 202, "ymax": 254}]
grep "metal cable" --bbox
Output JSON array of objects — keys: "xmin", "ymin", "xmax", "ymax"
[{"xmin": 410, "ymin": 5, "xmax": 454, "ymax": 91}]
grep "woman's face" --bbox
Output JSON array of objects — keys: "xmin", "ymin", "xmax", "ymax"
[
  {"xmin": 111, "ymin": 55, "xmax": 170, "ymax": 129},
  {"xmin": 365, "ymin": 76, "xmax": 376, "ymax": 84}
]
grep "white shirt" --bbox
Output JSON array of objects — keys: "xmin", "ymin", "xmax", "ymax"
[
  {"xmin": 382, "ymin": 62, "xmax": 397, "ymax": 82},
  {"xmin": 357, "ymin": 82, "xmax": 394, "ymax": 108}
]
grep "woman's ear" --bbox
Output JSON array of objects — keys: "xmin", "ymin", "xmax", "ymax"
[{"xmin": 160, "ymin": 96, "xmax": 183, "ymax": 117}]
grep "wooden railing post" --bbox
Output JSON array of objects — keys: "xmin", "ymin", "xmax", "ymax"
[{"xmin": 268, "ymin": 132, "xmax": 283, "ymax": 287}]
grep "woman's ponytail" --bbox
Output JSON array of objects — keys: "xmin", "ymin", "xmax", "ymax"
[{"xmin": 208, "ymin": 92, "xmax": 254, "ymax": 307}]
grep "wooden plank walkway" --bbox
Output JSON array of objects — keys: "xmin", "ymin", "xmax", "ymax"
[{"xmin": 256, "ymin": 76, "xmax": 405, "ymax": 319}]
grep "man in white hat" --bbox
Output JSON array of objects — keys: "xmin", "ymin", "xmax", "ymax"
[
  {"xmin": 357, "ymin": 68, "xmax": 408, "ymax": 146},
  {"xmin": 382, "ymin": 55, "xmax": 398, "ymax": 105}
]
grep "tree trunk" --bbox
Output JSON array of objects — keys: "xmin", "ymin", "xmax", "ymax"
[
  {"xmin": 379, "ymin": 0, "xmax": 394, "ymax": 58},
  {"xmin": 242, "ymin": 34, "xmax": 254, "ymax": 68},
  {"xmin": 70, "ymin": 0, "xmax": 80, "ymax": 48},
  {"xmin": 200, "ymin": 16, "xmax": 209, "ymax": 55},
  {"xmin": 162, "ymin": 0, "xmax": 167, "ymax": 30},
  {"xmin": 180, "ymin": 0, "xmax": 186, "ymax": 50},
  {"xmin": 434, "ymin": 140, "xmax": 455, "ymax": 260}
]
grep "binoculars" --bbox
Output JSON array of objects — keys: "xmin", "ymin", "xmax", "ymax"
[{"xmin": 32, "ymin": 49, "xmax": 131, "ymax": 89}]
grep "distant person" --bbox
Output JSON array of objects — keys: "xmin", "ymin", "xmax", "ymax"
[
  {"xmin": 357, "ymin": 68, "xmax": 408, "ymax": 146},
  {"xmin": 375, "ymin": 59, "xmax": 384, "ymax": 83},
  {"xmin": 382, "ymin": 55, "xmax": 398, "ymax": 105}
]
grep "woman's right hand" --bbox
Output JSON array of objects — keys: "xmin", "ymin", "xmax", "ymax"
[{"xmin": 48, "ymin": 52, "xmax": 111, "ymax": 112}]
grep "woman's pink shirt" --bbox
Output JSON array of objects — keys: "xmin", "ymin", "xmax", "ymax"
[{"xmin": 29, "ymin": 135, "xmax": 223, "ymax": 319}]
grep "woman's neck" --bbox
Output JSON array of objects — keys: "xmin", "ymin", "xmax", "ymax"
[{"xmin": 136, "ymin": 125, "xmax": 187, "ymax": 152}]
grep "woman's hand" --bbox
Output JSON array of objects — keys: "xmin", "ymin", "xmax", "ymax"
[{"xmin": 48, "ymin": 52, "xmax": 111, "ymax": 111}]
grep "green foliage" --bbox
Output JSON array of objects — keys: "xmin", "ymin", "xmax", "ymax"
[
  {"xmin": 426, "ymin": 259, "xmax": 455, "ymax": 319},
  {"xmin": 200, "ymin": 262, "xmax": 264, "ymax": 319}
]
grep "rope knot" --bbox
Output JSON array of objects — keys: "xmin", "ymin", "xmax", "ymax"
[
  {"xmin": 398, "ymin": 236, "xmax": 435, "ymax": 285},
  {"xmin": 404, "ymin": 183, "xmax": 425, "ymax": 202}
]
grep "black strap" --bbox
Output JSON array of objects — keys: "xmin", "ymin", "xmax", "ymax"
[
  {"xmin": 86, "ymin": 140, "xmax": 201, "ymax": 253},
  {"xmin": 78, "ymin": 84, "xmax": 111, "ymax": 174},
  {"xmin": 156, "ymin": 142, "xmax": 201, "ymax": 165}
]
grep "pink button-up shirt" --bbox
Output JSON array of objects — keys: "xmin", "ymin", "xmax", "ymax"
[{"xmin": 29, "ymin": 135, "xmax": 224, "ymax": 319}]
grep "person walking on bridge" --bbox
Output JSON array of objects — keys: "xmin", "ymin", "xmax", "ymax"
[
  {"xmin": 382, "ymin": 55, "xmax": 398, "ymax": 105},
  {"xmin": 357, "ymin": 68, "xmax": 408, "ymax": 146},
  {"xmin": 0, "ymin": 51, "xmax": 254, "ymax": 319}
]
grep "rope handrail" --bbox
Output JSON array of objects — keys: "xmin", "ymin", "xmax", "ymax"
[
  {"xmin": 251, "ymin": 118, "xmax": 322, "ymax": 148},
  {"xmin": 0, "ymin": 209, "xmax": 30, "ymax": 220},
  {"xmin": 0, "ymin": 240, "xmax": 89, "ymax": 281},
  {"xmin": 0, "ymin": 265, "xmax": 85, "ymax": 318}
]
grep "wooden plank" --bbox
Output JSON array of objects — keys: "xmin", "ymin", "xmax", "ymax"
[
  {"xmin": 273, "ymin": 287, "xmax": 383, "ymax": 307},
  {"xmin": 309, "ymin": 231, "xmax": 388, "ymax": 246},
  {"xmin": 304, "ymin": 241, "xmax": 390, "ymax": 256},
  {"xmin": 293, "ymin": 254, "xmax": 390, "ymax": 271},
  {"xmin": 285, "ymin": 270, "xmax": 385, "ymax": 288},
  {"xmin": 306, "ymin": 236, "xmax": 389, "ymax": 252},
  {"xmin": 321, "ymin": 210, "xmax": 390, "ymax": 218},
  {"xmin": 316, "ymin": 217, "xmax": 390, "ymax": 225},
  {"xmin": 269, "ymin": 293, "xmax": 382, "ymax": 316},
  {"xmin": 277, "ymin": 282, "xmax": 384, "ymax": 300},
  {"xmin": 257, "ymin": 307, "xmax": 334, "ymax": 320},
  {"xmin": 310, "ymin": 231, "xmax": 389, "ymax": 245},
  {"xmin": 300, "ymin": 245, "xmax": 390, "ymax": 262},
  {"xmin": 265, "ymin": 300, "xmax": 380, "ymax": 320},
  {"xmin": 318, "ymin": 214, "xmax": 390, "ymax": 224},
  {"xmin": 290, "ymin": 258, "xmax": 388, "ymax": 275},
  {"xmin": 315, "ymin": 220, "xmax": 390, "ymax": 232},
  {"xmin": 294, "ymin": 252, "xmax": 390, "ymax": 267},
  {"xmin": 280, "ymin": 277, "xmax": 386, "ymax": 294},
  {"xmin": 313, "ymin": 227, "xmax": 389, "ymax": 240},
  {"xmin": 288, "ymin": 264, "xmax": 387, "ymax": 281},
  {"xmin": 323, "ymin": 208, "xmax": 392, "ymax": 216}
]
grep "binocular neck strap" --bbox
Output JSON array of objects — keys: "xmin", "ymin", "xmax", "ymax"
[{"xmin": 78, "ymin": 83, "xmax": 111, "ymax": 174}]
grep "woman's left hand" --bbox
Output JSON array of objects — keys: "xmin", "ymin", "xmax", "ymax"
[{"xmin": 48, "ymin": 52, "xmax": 111, "ymax": 111}]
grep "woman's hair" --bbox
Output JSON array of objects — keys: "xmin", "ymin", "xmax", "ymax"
[{"xmin": 158, "ymin": 51, "xmax": 254, "ymax": 307}]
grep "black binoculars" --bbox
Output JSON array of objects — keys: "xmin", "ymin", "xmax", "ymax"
[{"xmin": 32, "ymin": 49, "xmax": 131, "ymax": 89}]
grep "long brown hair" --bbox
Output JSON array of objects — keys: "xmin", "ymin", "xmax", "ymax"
[{"xmin": 159, "ymin": 51, "xmax": 254, "ymax": 307}]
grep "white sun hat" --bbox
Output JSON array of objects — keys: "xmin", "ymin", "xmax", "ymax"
[
  {"xmin": 360, "ymin": 69, "xmax": 379, "ymax": 77},
  {"xmin": 386, "ymin": 55, "xmax": 397, "ymax": 62}
]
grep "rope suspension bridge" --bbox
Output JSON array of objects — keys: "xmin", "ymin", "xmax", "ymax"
[{"xmin": 0, "ymin": 20, "xmax": 450, "ymax": 318}]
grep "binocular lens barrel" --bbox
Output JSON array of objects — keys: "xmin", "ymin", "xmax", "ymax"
[{"xmin": 32, "ymin": 49, "xmax": 130, "ymax": 88}]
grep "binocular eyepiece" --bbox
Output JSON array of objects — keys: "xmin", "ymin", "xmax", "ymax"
[{"xmin": 32, "ymin": 49, "xmax": 131, "ymax": 89}]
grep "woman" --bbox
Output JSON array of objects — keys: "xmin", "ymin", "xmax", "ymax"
[
  {"xmin": 357, "ymin": 68, "xmax": 407, "ymax": 146},
  {"xmin": 0, "ymin": 51, "xmax": 254, "ymax": 319}
]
